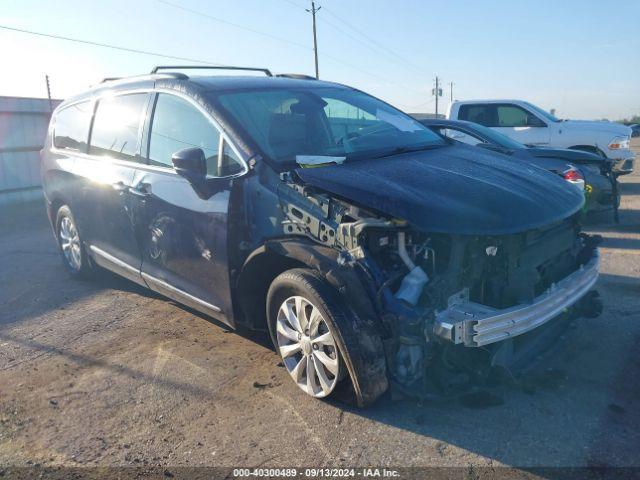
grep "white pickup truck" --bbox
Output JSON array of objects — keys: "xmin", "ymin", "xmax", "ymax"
[{"xmin": 447, "ymin": 100, "xmax": 635, "ymax": 175}]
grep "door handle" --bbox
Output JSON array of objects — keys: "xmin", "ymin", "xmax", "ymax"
[
  {"xmin": 112, "ymin": 181, "xmax": 128, "ymax": 193},
  {"xmin": 128, "ymin": 183, "xmax": 151, "ymax": 198}
]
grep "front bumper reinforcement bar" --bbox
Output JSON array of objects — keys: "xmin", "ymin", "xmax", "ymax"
[{"xmin": 434, "ymin": 251, "xmax": 600, "ymax": 347}]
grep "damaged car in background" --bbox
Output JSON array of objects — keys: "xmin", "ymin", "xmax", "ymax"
[
  {"xmin": 419, "ymin": 118, "xmax": 621, "ymax": 222},
  {"xmin": 42, "ymin": 67, "xmax": 602, "ymax": 406}
]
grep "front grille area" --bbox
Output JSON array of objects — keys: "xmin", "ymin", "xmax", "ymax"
[{"xmin": 468, "ymin": 217, "xmax": 581, "ymax": 310}]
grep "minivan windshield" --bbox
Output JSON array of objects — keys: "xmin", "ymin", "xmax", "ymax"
[{"xmin": 215, "ymin": 86, "xmax": 445, "ymax": 165}]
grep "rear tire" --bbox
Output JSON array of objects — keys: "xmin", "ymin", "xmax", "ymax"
[
  {"xmin": 267, "ymin": 268, "xmax": 350, "ymax": 399},
  {"xmin": 55, "ymin": 205, "xmax": 94, "ymax": 278}
]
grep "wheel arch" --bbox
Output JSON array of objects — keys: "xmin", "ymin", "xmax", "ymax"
[
  {"xmin": 47, "ymin": 194, "xmax": 67, "ymax": 232},
  {"xmin": 234, "ymin": 243, "xmax": 308, "ymax": 331},
  {"xmin": 235, "ymin": 238, "xmax": 389, "ymax": 406}
]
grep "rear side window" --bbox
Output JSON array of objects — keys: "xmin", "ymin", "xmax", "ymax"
[
  {"xmin": 458, "ymin": 104, "xmax": 493, "ymax": 126},
  {"xmin": 149, "ymin": 94, "xmax": 233, "ymax": 176},
  {"xmin": 53, "ymin": 101, "xmax": 92, "ymax": 151},
  {"xmin": 89, "ymin": 93, "xmax": 148, "ymax": 161},
  {"xmin": 437, "ymin": 127, "xmax": 484, "ymax": 146}
]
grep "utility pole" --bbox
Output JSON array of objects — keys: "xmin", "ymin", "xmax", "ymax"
[
  {"xmin": 307, "ymin": 1, "xmax": 321, "ymax": 79},
  {"xmin": 449, "ymin": 81, "xmax": 454, "ymax": 103},
  {"xmin": 45, "ymin": 75, "xmax": 53, "ymax": 112}
]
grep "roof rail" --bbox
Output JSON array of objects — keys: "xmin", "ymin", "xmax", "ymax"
[
  {"xmin": 154, "ymin": 72, "xmax": 189, "ymax": 80},
  {"xmin": 275, "ymin": 73, "xmax": 317, "ymax": 80},
  {"xmin": 100, "ymin": 72, "xmax": 188, "ymax": 84},
  {"xmin": 151, "ymin": 66, "xmax": 273, "ymax": 77}
]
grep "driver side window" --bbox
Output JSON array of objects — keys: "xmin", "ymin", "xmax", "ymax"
[{"xmin": 149, "ymin": 94, "xmax": 243, "ymax": 177}]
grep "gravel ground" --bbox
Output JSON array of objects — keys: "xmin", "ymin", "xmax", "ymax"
[{"xmin": 0, "ymin": 141, "xmax": 638, "ymax": 474}]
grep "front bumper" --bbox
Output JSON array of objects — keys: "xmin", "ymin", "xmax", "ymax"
[
  {"xmin": 434, "ymin": 251, "xmax": 599, "ymax": 347},
  {"xmin": 584, "ymin": 170, "xmax": 617, "ymax": 210},
  {"xmin": 608, "ymin": 150, "xmax": 635, "ymax": 175}
]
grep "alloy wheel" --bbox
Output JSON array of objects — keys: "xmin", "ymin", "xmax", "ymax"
[
  {"xmin": 276, "ymin": 295, "xmax": 340, "ymax": 398},
  {"xmin": 59, "ymin": 215, "xmax": 82, "ymax": 271}
]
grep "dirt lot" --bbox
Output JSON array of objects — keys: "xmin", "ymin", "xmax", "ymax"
[{"xmin": 1, "ymin": 141, "xmax": 639, "ymax": 474}]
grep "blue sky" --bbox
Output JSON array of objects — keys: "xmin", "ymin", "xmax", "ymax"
[{"xmin": 1, "ymin": 0, "xmax": 638, "ymax": 119}]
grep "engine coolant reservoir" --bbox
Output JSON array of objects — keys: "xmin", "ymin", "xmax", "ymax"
[{"xmin": 395, "ymin": 266, "xmax": 428, "ymax": 306}]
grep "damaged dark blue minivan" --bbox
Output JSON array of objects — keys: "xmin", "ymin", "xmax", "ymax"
[{"xmin": 42, "ymin": 67, "xmax": 602, "ymax": 405}]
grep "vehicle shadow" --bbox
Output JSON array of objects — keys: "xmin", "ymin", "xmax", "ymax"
[
  {"xmin": 0, "ymin": 239, "xmax": 157, "ymax": 328},
  {"xmin": 168, "ymin": 300, "xmax": 274, "ymax": 350},
  {"xmin": 585, "ymin": 207, "xmax": 640, "ymax": 233},
  {"xmin": 619, "ymin": 181, "xmax": 640, "ymax": 196},
  {"xmin": 0, "ymin": 330, "xmax": 215, "ymax": 398},
  {"xmin": 599, "ymin": 236, "xmax": 640, "ymax": 250}
]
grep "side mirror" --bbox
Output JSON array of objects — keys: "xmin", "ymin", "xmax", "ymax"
[
  {"xmin": 172, "ymin": 147, "xmax": 213, "ymax": 198},
  {"xmin": 172, "ymin": 147, "xmax": 207, "ymax": 183}
]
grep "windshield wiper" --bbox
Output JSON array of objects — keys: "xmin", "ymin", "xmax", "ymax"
[{"xmin": 372, "ymin": 143, "xmax": 442, "ymax": 159}]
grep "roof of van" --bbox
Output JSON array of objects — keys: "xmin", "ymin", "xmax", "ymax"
[
  {"xmin": 189, "ymin": 75, "xmax": 347, "ymax": 91},
  {"xmin": 451, "ymin": 99, "xmax": 526, "ymax": 104},
  {"xmin": 57, "ymin": 74, "xmax": 350, "ymax": 110}
]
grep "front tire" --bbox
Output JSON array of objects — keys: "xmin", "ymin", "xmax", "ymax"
[
  {"xmin": 55, "ymin": 205, "xmax": 94, "ymax": 278},
  {"xmin": 267, "ymin": 269, "xmax": 348, "ymax": 399}
]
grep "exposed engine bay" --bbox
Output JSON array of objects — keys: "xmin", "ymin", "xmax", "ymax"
[{"xmin": 277, "ymin": 171, "xmax": 602, "ymax": 398}]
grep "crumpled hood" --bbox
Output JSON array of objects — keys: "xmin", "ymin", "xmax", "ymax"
[
  {"xmin": 561, "ymin": 120, "xmax": 632, "ymax": 137},
  {"xmin": 295, "ymin": 144, "xmax": 584, "ymax": 236}
]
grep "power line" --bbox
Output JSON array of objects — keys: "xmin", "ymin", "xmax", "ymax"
[
  {"xmin": 320, "ymin": 5, "xmax": 429, "ymax": 76},
  {"xmin": 318, "ymin": 14, "xmax": 386, "ymax": 58},
  {"xmin": 278, "ymin": 0, "xmax": 431, "ymax": 79},
  {"xmin": 401, "ymin": 97, "xmax": 435, "ymax": 110},
  {"xmin": 276, "ymin": 1, "xmax": 432, "ymax": 97},
  {"xmin": 0, "ymin": 24, "xmax": 224, "ymax": 66},
  {"xmin": 278, "ymin": 0, "xmax": 308, "ymax": 11},
  {"xmin": 0, "ymin": 20, "xmax": 411, "ymax": 95},
  {"xmin": 156, "ymin": 0, "xmax": 425, "ymax": 94},
  {"xmin": 0, "ymin": 12, "xmax": 431, "ymax": 109},
  {"xmin": 316, "ymin": 15, "xmax": 429, "ymax": 96},
  {"xmin": 275, "ymin": 0, "xmax": 436, "ymax": 96},
  {"xmin": 157, "ymin": 0, "xmax": 311, "ymax": 51}
]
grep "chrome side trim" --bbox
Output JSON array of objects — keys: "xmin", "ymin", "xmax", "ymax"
[
  {"xmin": 434, "ymin": 251, "xmax": 600, "ymax": 347},
  {"xmin": 141, "ymin": 272, "xmax": 222, "ymax": 313},
  {"xmin": 89, "ymin": 245, "xmax": 146, "ymax": 286},
  {"xmin": 89, "ymin": 245, "xmax": 223, "ymax": 317}
]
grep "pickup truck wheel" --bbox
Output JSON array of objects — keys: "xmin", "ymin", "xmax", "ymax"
[
  {"xmin": 267, "ymin": 269, "xmax": 347, "ymax": 399},
  {"xmin": 55, "ymin": 205, "xmax": 94, "ymax": 278}
]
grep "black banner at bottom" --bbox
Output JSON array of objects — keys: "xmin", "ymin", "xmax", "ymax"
[{"xmin": 1, "ymin": 466, "xmax": 640, "ymax": 480}]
